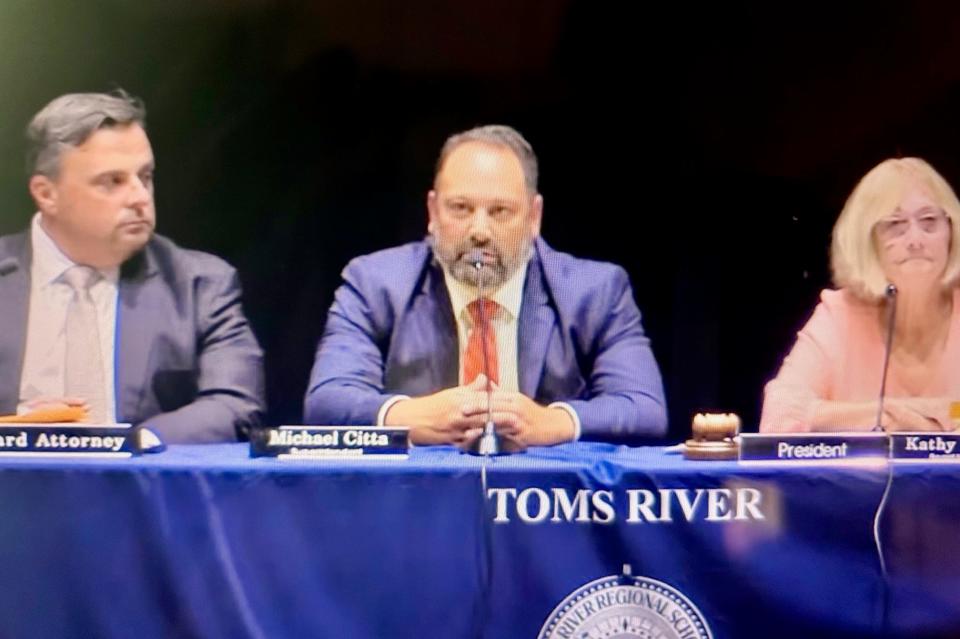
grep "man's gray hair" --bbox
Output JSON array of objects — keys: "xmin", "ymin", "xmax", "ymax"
[
  {"xmin": 436, "ymin": 125, "xmax": 539, "ymax": 193},
  {"xmin": 27, "ymin": 90, "xmax": 146, "ymax": 177}
]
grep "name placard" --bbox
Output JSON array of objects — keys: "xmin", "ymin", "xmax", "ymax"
[
  {"xmin": 250, "ymin": 426, "xmax": 409, "ymax": 460},
  {"xmin": 0, "ymin": 424, "xmax": 139, "ymax": 457},
  {"xmin": 739, "ymin": 433, "xmax": 889, "ymax": 464},
  {"xmin": 891, "ymin": 433, "xmax": 960, "ymax": 462}
]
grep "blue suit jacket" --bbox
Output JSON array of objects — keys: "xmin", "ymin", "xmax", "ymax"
[
  {"xmin": 304, "ymin": 238, "xmax": 667, "ymax": 438},
  {"xmin": 0, "ymin": 231, "xmax": 265, "ymax": 443}
]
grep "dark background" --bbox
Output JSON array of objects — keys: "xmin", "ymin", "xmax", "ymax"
[{"xmin": 2, "ymin": 1, "xmax": 960, "ymax": 441}]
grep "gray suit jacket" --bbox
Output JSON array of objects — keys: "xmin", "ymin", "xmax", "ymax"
[{"xmin": 0, "ymin": 231, "xmax": 265, "ymax": 443}]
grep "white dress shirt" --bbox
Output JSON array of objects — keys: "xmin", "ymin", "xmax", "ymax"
[{"xmin": 18, "ymin": 213, "xmax": 118, "ymax": 422}]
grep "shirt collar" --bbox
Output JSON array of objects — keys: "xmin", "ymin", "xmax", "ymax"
[
  {"xmin": 443, "ymin": 251, "xmax": 530, "ymax": 322},
  {"xmin": 30, "ymin": 213, "xmax": 119, "ymax": 287}
]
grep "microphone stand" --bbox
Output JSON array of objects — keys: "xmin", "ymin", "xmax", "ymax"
[
  {"xmin": 874, "ymin": 284, "xmax": 898, "ymax": 431},
  {"xmin": 474, "ymin": 258, "xmax": 500, "ymax": 455}
]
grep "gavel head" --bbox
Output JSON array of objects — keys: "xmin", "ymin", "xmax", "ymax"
[{"xmin": 691, "ymin": 413, "xmax": 741, "ymax": 442}]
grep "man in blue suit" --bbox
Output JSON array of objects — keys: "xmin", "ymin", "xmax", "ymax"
[
  {"xmin": 305, "ymin": 125, "xmax": 666, "ymax": 447},
  {"xmin": 0, "ymin": 91, "xmax": 264, "ymax": 443}
]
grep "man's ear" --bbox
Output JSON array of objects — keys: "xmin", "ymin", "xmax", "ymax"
[
  {"xmin": 426, "ymin": 190, "xmax": 438, "ymax": 233},
  {"xmin": 530, "ymin": 193, "xmax": 544, "ymax": 236},
  {"xmin": 28, "ymin": 175, "xmax": 58, "ymax": 216}
]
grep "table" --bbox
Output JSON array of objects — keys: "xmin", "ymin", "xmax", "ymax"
[{"xmin": 0, "ymin": 443, "xmax": 955, "ymax": 638}]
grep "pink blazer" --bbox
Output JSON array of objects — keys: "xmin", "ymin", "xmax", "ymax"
[{"xmin": 760, "ymin": 288, "xmax": 960, "ymax": 432}]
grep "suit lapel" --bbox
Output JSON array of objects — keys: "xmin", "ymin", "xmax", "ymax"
[
  {"xmin": 115, "ymin": 248, "xmax": 160, "ymax": 423},
  {"xmin": 518, "ymin": 250, "xmax": 556, "ymax": 398},
  {"xmin": 0, "ymin": 234, "xmax": 31, "ymax": 413},
  {"xmin": 385, "ymin": 257, "xmax": 459, "ymax": 395},
  {"xmin": 418, "ymin": 263, "xmax": 459, "ymax": 391}
]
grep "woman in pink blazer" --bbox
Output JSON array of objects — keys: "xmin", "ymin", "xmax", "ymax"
[{"xmin": 761, "ymin": 158, "xmax": 960, "ymax": 433}]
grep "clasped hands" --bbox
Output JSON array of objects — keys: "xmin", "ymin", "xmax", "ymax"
[
  {"xmin": 879, "ymin": 397, "xmax": 957, "ymax": 432},
  {"xmin": 383, "ymin": 374, "xmax": 576, "ymax": 449}
]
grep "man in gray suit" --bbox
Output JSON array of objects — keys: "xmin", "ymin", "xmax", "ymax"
[{"xmin": 0, "ymin": 91, "xmax": 264, "ymax": 443}]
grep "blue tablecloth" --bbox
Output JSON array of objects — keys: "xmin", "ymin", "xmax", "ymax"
[{"xmin": 0, "ymin": 443, "xmax": 954, "ymax": 638}]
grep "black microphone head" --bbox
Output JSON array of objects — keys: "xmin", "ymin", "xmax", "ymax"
[
  {"xmin": 885, "ymin": 284, "xmax": 898, "ymax": 298},
  {"xmin": 465, "ymin": 249, "xmax": 484, "ymax": 269}
]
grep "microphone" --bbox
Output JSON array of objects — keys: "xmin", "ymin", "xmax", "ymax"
[
  {"xmin": 467, "ymin": 249, "xmax": 500, "ymax": 455},
  {"xmin": 874, "ymin": 284, "xmax": 898, "ymax": 431},
  {"xmin": 467, "ymin": 249, "xmax": 484, "ymax": 272}
]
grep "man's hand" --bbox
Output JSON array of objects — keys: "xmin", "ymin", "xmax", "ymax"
[
  {"xmin": 383, "ymin": 375, "xmax": 490, "ymax": 446},
  {"xmin": 384, "ymin": 378, "xmax": 578, "ymax": 449},
  {"xmin": 463, "ymin": 386, "xmax": 577, "ymax": 448}
]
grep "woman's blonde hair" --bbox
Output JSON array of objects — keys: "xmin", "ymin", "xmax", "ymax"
[{"xmin": 831, "ymin": 157, "xmax": 960, "ymax": 301}]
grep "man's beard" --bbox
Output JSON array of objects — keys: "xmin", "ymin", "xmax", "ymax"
[{"xmin": 429, "ymin": 234, "xmax": 532, "ymax": 289}]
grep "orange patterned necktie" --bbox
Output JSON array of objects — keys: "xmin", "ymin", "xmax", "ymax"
[{"xmin": 464, "ymin": 298, "xmax": 499, "ymax": 386}]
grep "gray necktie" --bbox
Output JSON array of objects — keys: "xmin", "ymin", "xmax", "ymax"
[{"xmin": 63, "ymin": 265, "xmax": 107, "ymax": 423}]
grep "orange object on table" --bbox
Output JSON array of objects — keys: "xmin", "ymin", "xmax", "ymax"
[{"xmin": 0, "ymin": 406, "xmax": 87, "ymax": 424}]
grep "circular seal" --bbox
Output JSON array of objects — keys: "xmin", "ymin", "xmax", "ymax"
[{"xmin": 538, "ymin": 572, "xmax": 713, "ymax": 639}]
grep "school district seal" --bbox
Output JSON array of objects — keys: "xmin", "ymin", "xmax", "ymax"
[{"xmin": 538, "ymin": 565, "xmax": 712, "ymax": 639}]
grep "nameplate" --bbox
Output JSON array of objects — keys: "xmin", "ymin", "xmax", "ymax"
[
  {"xmin": 250, "ymin": 426, "xmax": 409, "ymax": 460},
  {"xmin": 0, "ymin": 424, "xmax": 138, "ymax": 457},
  {"xmin": 891, "ymin": 433, "xmax": 960, "ymax": 462},
  {"xmin": 739, "ymin": 433, "xmax": 889, "ymax": 464}
]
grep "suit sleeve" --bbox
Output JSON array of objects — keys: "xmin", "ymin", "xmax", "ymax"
[
  {"xmin": 139, "ymin": 267, "xmax": 265, "ymax": 443},
  {"xmin": 563, "ymin": 267, "xmax": 668, "ymax": 438},
  {"xmin": 303, "ymin": 261, "xmax": 395, "ymax": 425}
]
